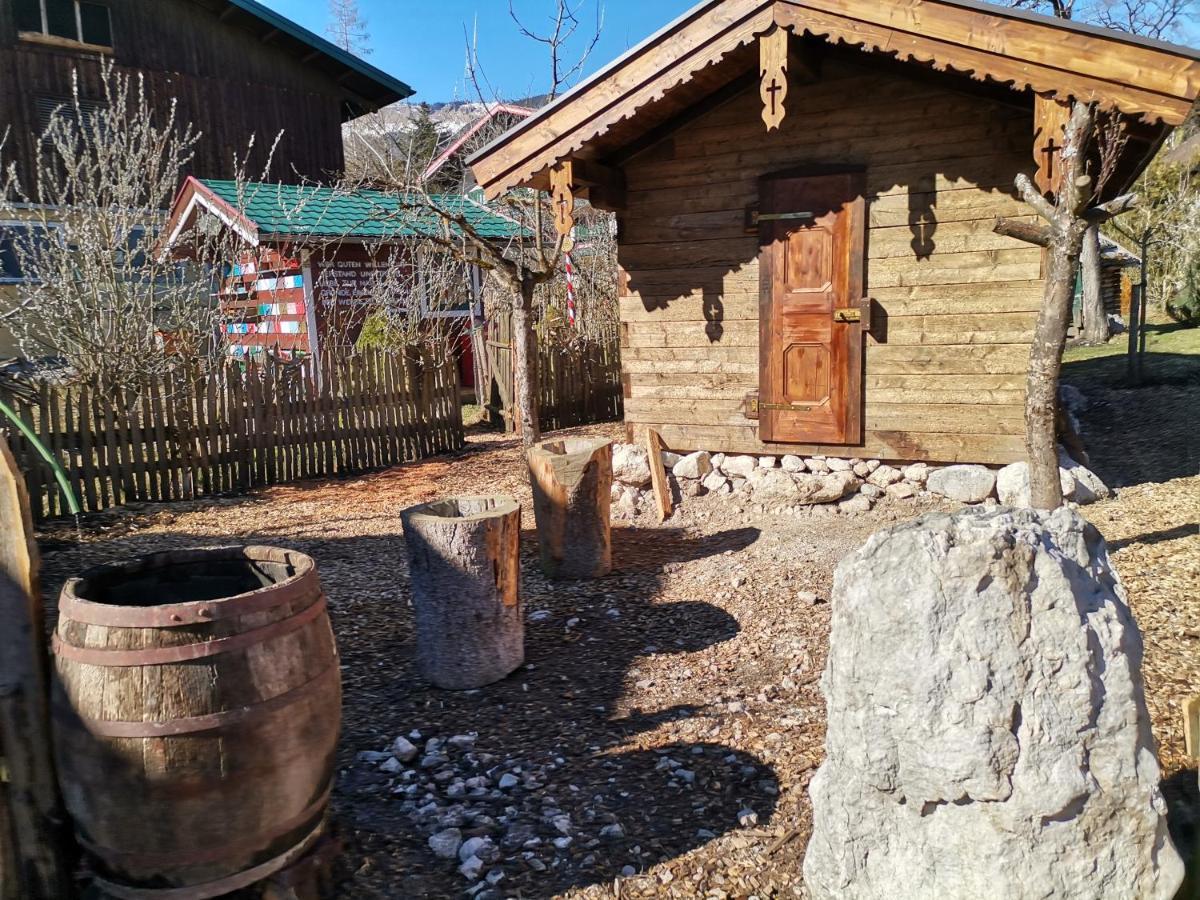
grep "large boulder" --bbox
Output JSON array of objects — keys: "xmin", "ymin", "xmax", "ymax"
[
  {"xmin": 926, "ymin": 464, "xmax": 996, "ymax": 503},
  {"xmin": 1058, "ymin": 448, "xmax": 1112, "ymax": 504},
  {"xmin": 611, "ymin": 443, "xmax": 651, "ymax": 488},
  {"xmin": 804, "ymin": 507, "xmax": 1183, "ymax": 900}
]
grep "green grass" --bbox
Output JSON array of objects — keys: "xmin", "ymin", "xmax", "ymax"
[{"xmin": 1062, "ymin": 322, "xmax": 1200, "ymax": 387}]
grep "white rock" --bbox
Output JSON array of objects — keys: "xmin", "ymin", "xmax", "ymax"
[
  {"xmin": 702, "ymin": 471, "xmax": 729, "ymax": 493},
  {"xmin": 673, "ymin": 451, "xmax": 713, "ymax": 480},
  {"xmin": 826, "ymin": 458, "xmax": 853, "ymax": 472},
  {"xmin": 498, "ymin": 773, "xmax": 519, "ymax": 790},
  {"xmin": 379, "ymin": 757, "xmax": 403, "ymax": 774},
  {"xmin": 885, "ymin": 482, "xmax": 916, "ymax": 500},
  {"xmin": 459, "ymin": 836, "xmax": 494, "ymax": 864},
  {"xmin": 864, "ymin": 460, "xmax": 881, "ymax": 473},
  {"xmin": 852, "ymin": 462, "xmax": 872, "ymax": 478},
  {"xmin": 738, "ymin": 808, "xmax": 758, "ymax": 827},
  {"xmin": 805, "ymin": 458, "xmax": 831, "ymax": 474},
  {"xmin": 1058, "ymin": 448, "xmax": 1111, "ymax": 504},
  {"xmin": 721, "ymin": 455, "xmax": 759, "ymax": 479},
  {"xmin": 459, "ymin": 856, "xmax": 484, "ymax": 881},
  {"xmin": 612, "ymin": 443, "xmax": 651, "ymax": 487},
  {"xmin": 759, "ymin": 456, "xmax": 778, "ymax": 468},
  {"xmin": 781, "ymin": 455, "xmax": 806, "ymax": 473},
  {"xmin": 429, "ymin": 828, "xmax": 463, "ymax": 860},
  {"xmin": 711, "ymin": 453, "xmax": 726, "ymax": 468},
  {"xmin": 996, "ymin": 462, "xmax": 1075, "ymax": 508},
  {"xmin": 600, "ymin": 823, "xmax": 625, "ymax": 840},
  {"xmin": 804, "ymin": 507, "xmax": 1183, "ymax": 900},
  {"xmin": 391, "ymin": 736, "xmax": 419, "ymax": 762},
  {"xmin": 839, "ymin": 496, "xmax": 872, "ymax": 514},
  {"xmin": 661, "ymin": 451, "xmax": 682, "ymax": 469},
  {"xmin": 902, "ymin": 463, "xmax": 931, "ymax": 484},
  {"xmin": 867, "ymin": 465, "xmax": 903, "ymax": 488},
  {"xmin": 926, "ymin": 465, "xmax": 997, "ymax": 503},
  {"xmin": 859, "ymin": 483, "xmax": 884, "ymax": 500}
]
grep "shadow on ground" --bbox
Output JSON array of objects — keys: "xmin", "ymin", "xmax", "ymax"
[
  {"xmin": 1164, "ymin": 768, "xmax": 1200, "ymax": 899},
  {"xmin": 1062, "ymin": 354, "xmax": 1199, "ymax": 487},
  {"xmin": 38, "ymin": 524, "xmax": 775, "ymax": 899}
]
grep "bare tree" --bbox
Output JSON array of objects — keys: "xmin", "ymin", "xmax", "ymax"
[
  {"xmin": 327, "ymin": 0, "xmax": 371, "ymax": 56},
  {"xmin": 343, "ymin": 0, "xmax": 608, "ymax": 447},
  {"xmin": 0, "ymin": 63, "xmax": 269, "ymax": 391},
  {"xmin": 994, "ymin": 102, "xmax": 1138, "ymax": 508},
  {"xmin": 1001, "ymin": 0, "xmax": 1196, "ymax": 39}
]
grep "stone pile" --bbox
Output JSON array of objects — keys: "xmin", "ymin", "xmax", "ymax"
[
  {"xmin": 609, "ymin": 446, "xmax": 1104, "ymax": 520},
  {"xmin": 804, "ymin": 506, "xmax": 1183, "ymax": 899},
  {"xmin": 608, "ymin": 445, "xmax": 1109, "ymax": 518}
]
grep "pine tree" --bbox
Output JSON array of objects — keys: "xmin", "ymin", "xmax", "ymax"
[
  {"xmin": 327, "ymin": 0, "xmax": 371, "ymax": 56},
  {"xmin": 407, "ymin": 103, "xmax": 441, "ymax": 184}
]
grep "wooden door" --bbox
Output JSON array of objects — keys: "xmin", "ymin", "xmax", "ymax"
[{"xmin": 758, "ymin": 170, "xmax": 866, "ymax": 445}]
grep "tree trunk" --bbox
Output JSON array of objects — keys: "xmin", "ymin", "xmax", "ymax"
[
  {"xmin": 527, "ymin": 438, "xmax": 613, "ymax": 580},
  {"xmin": 1080, "ymin": 222, "xmax": 1108, "ymax": 343},
  {"xmin": 401, "ymin": 497, "xmax": 523, "ymax": 690},
  {"xmin": 1026, "ymin": 226, "xmax": 1086, "ymax": 510},
  {"xmin": 511, "ymin": 276, "xmax": 541, "ymax": 448}
]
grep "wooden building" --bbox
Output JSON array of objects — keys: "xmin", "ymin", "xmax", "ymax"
[
  {"xmin": 469, "ymin": 0, "xmax": 1200, "ymax": 464},
  {"xmin": 164, "ymin": 177, "xmax": 523, "ymax": 371},
  {"xmin": 0, "ymin": 0, "xmax": 413, "ymax": 185}
]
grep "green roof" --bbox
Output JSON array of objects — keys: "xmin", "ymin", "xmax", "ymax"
[{"xmin": 200, "ymin": 180, "xmax": 524, "ymax": 242}]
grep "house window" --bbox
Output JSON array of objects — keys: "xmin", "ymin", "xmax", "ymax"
[
  {"xmin": 15, "ymin": 0, "xmax": 113, "ymax": 49},
  {"xmin": 0, "ymin": 223, "xmax": 60, "ymax": 284}
]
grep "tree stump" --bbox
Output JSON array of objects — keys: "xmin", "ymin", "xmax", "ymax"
[
  {"xmin": 401, "ymin": 497, "xmax": 523, "ymax": 690},
  {"xmin": 527, "ymin": 438, "xmax": 613, "ymax": 580}
]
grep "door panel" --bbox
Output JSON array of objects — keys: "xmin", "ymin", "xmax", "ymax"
[{"xmin": 758, "ymin": 171, "xmax": 865, "ymax": 445}]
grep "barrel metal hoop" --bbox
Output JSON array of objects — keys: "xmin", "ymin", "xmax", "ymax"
[
  {"xmin": 87, "ymin": 818, "xmax": 326, "ymax": 900},
  {"xmin": 64, "ymin": 657, "xmax": 339, "ymax": 738},
  {"xmin": 52, "ymin": 596, "xmax": 327, "ymax": 667},
  {"xmin": 59, "ymin": 571, "xmax": 320, "ymax": 628}
]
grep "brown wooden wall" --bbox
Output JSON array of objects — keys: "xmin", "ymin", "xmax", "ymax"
[
  {"xmin": 0, "ymin": 0, "xmax": 350, "ymax": 186},
  {"xmin": 617, "ymin": 56, "xmax": 1043, "ymax": 465}
]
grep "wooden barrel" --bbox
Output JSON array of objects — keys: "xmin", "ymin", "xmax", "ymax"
[{"xmin": 51, "ymin": 546, "xmax": 340, "ymax": 899}]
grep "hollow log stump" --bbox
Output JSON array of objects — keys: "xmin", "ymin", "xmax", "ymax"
[
  {"xmin": 401, "ymin": 497, "xmax": 523, "ymax": 690},
  {"xmin": 527, "ymin": 438, "xmax": 613, "ymax": 580}
]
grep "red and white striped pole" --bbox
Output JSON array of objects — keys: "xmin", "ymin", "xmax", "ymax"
[{"xmin": 564, "ymin": 227, "xmax": 577, "ymax": 328}]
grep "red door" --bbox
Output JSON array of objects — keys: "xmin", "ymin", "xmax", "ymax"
[{"xmin": 758, "ymin": 171, "xmax": 866, "ymax": 445}]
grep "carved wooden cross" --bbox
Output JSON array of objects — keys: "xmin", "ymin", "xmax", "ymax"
[{"xmin": 759, "ymin": 26, "xmax": 789, "ymax": 132}]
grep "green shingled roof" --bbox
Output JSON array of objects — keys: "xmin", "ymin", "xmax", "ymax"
[{"xmin": 200, "ymin": 180, "xmax": 524, "ymax": 242}]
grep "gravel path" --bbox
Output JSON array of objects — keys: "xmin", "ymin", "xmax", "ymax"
[{"xmin": 36, "ymin": 406, "xmax": 1198, "ymax": 899}]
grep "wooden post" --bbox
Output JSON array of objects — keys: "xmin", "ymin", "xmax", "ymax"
[
  {"xmin": 0, "ymin": 436, "xmax": 74, "ymax": 899},
  {"xmin": 401, "ymin": 497, "xmax": 523, "ymax": 690},
  {"xmin": 527, "ymin": 438, "xmax": 613, "ymax": 580}
]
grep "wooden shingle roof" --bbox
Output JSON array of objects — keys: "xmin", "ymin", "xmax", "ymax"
[{"xmin": 469, "ymin": 0, "xmax": 1200, "ymax": 199}]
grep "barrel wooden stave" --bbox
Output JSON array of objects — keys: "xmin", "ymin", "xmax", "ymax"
[{"xmin": 52, "ymin": 546, "xmax": 340, "ymax": 893}]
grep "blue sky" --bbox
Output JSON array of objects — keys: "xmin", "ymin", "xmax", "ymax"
[
  {"xmin": 262, "ymin": 1, "xmax": 696, "ymax": 103},
  {"xmin": 262, "ymin": 1, "xmax": 1200, "ymax": 104}
]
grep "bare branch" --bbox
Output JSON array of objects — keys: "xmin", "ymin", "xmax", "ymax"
[
  {"xmin": 1087, "ymin": 192, "xmax": 1140, "ymax": 222},
  {"xmin": 994, "ymin": 217, "xmax": 1053, "ymax": 247},
  {"xmin": 1014, "ymin": 173, "xmax": 1057, "ymax": 220}
]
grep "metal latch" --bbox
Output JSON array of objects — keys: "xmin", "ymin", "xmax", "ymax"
[
  {"xmin": 756, "ymin": 211, "xmax": 814, "ymax": 223},
  {"xmin": 761, "ymin": 402, "xmax": 814, "ymax": 412},
  {"xmin": 834, "ymin": 308, "xmax": 862, "ymax": 323}
]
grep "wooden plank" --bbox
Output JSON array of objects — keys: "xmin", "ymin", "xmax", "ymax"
[
  {"xmin": 76, "ymin": 386, "xmax": 98, "ymax": 512},
  {"xmin": 644, "ymin": 428, "xmax": 673, "ymax": 522},
  {"xmin": 0, "ymin": 436, "xmax": 73, "ymax": 899}
]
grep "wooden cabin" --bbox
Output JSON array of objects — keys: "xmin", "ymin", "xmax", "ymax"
[{"xmin": 469, "ymin": 0, "xmax": 1200, "ymax": 465}]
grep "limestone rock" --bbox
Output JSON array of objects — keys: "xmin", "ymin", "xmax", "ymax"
[
  {"xmin": 852, "ymin": 462, "xmax": 872, "ymax": 478},
  {"xmin": 867, "ymin": 465, "xmax": 903, "ymax": 488},
  {"xmin": 859, "ymin": 483, "xmax": 884, "ymax": 500},
  {"xmin": 721, "ymin": 455, "xmax": 759, "ymax": 479},
  {"xmin": 758, "ymin": 456, "xmax": 778, "ymax": 469},
  {"xmin": 885, "ymin": 481, "xmax": 916, "ymax": 500},
  {"xmin": 926, "ymin": 464, "xmax": 996, "ymax": 503},
  {"xmin": 662, "ymin": 451, "xmax": 682, "ymax": 469},
  {"xmin": 702, "ymin": 471, "xmax": 729, "ymax": 494},
  {"xmin": 839, "ymin": 496, "xmax": 872, "ymax": 514},
  {"xmin": 745, "ymin": 468, "xmax": 801, "ymax": 502},
  {"xmin": 902, "ymin": 463, "xmax": 930, "ymax": 484},
  {"xmin": 612, "ymin": 444, "xmax": 651, "ymax": 488},
  {"xmin": 996, "ymin": 462, "xmax": 1075, "ymax": 508},
  {"xmin": 672, "ymin": 451, "xmax": 713, "ymax": 480},
  {"xmin": 710, "ymin": 453, "xmax": 726, "ymax": 469},
  {"xmin": 793, "ymin": 471, "xmax": 859, "ymax": 505},
  {"xmin": 1058, "ymin": 448, "xmax": 1111, "ymax": 504},
  {"xmin": 805, "ymin": 507, "xmax": 1183, "ymax": 900},
  {"xmin": 805, "ymin": 458, "xmax": 831, "ymax": 474},
  {"xmin": 826, "ymin": 458, "xmax": 853, "ymax": 472},
  {"xmin": 781, "ymin": 455, "xmax": 806, "ymax": 473}
]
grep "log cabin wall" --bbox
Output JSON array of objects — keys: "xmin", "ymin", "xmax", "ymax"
[
  {"xmin": 0, "ymin": 0, "xmax": 350, "ymax": 186},
  {"xmin": 617, "ymin": 55, "xmax": 1042, "ymax": 465}
]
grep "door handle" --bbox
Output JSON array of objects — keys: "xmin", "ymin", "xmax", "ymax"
[{"xmin": 833, "ymin": 299, "xmax": 874, "ymax": 329}]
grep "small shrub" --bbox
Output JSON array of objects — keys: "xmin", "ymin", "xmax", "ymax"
[{"xmin": 1166, "ymin": 264, "xmax": 1200, "ymax": 324}]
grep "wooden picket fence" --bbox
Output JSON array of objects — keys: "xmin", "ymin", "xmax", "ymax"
[
  {"xmin": 0, "ymin": 349, "xmax": 463, "ymax": 522},
  {"xmin": 483, "ymin": 318, "xmax": 622, "ymax": 432}
]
